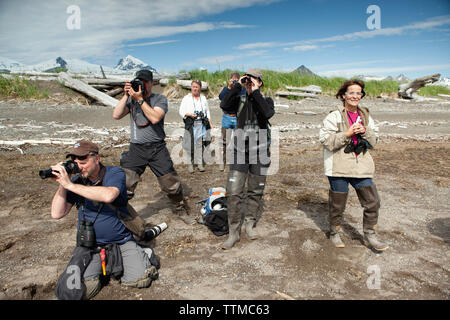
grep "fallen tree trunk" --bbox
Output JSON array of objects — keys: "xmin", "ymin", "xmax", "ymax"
[
  {"xmin": 58, "ymin": 72, "xmax": 119, "ymax": 107},
  {"xmin": 285, "ymin": 85, "xmax": 322, "ymax": 94},
  {"xmin": 105, "ymin": 87, "xmax": 123, "ymax": 96},
  {"xmin": 275, "ymin": 91, "xmax": 318, "ymax": 98},
  {"xmin": 398, "ymin": 73, "xmax": 440, "ymax": 99}
]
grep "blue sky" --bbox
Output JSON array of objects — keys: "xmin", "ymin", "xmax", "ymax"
[{"xmin": 0, "ymin": 0, "xmax": 449, "ymax": 78}]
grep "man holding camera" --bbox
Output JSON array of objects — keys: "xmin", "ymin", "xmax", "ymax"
[
  {"xmin": 113, "ymin": 69, "xmax": 195, "ymax": 225},
  {"xmin": 219, "ymin": 69, "xmax": 274, "ymax": 249},
  {"xmin": 50, "ymin": 140, "xmax": 158, "ymax": 300}
]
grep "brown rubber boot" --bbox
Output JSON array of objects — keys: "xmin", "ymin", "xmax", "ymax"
[
  {"xmin": 328, "ymin": 190, "xmax": 348, "ymax": 248},
  {"xmin": 355, "ymin": 184, "xmax": 388, "ymax": 251},
  {"xmin": 364, "ymin": 233, "xmax": 389, "ymax": 251},
  {"xmin": 245, "ymin": 173, "xmax": 266, "ymax": 239},
  {"xmin": 221, "ymin": 170, "xmax": 247, "ymax": 249},
  {"xmin": 174, "ymin": 199, "xmax": 196, "ymax": 225}
]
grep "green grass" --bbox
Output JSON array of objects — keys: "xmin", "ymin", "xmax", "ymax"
[
  {"xmin": 187, "ymin": 69, "xmax": 404, "ymax": 97},
  {"xmin": 417, "ymin": 85, "xmax": 450, "ymax": 97},
  {"xmin": 0, "ymin": 75, "xmax": 49, "ymax": 99}
]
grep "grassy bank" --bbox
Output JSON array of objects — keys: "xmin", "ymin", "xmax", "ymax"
[
  {"xmin": 0, "ymin": 75, "xmax": 50, "ymax": 99},
  {"xmin": 417, "ymin": 85, "xmax": 450, "ymax": 97},
  {"xmin": 188, "ymin": 69, "xmax": 448, "ymax": 98}
]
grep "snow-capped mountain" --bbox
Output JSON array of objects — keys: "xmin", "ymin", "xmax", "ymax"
[
  {"xmin": 395, "ymin": 74, "xmax": 410, "ymax": 82},
  {"xmin": 30, "ymin": 57, "xmax": 117, "ymax": 74},
  {"xmin": 114, "ymin": 55, "xmax": 156, "ymax": 73},
  {"xmin": 354, "ymin": 74, "xmax": 387, "ymax": 81},
  {"xmin": 0, "ymin": 55, "xmax": 157, "ymax": 75},
  {"xmin": 0, "ymin": 57, "xmax": 25, "ymax": 71},
  {"xmin": 428, "ymin": 77, "xmax": 450, "ymax": 89}
]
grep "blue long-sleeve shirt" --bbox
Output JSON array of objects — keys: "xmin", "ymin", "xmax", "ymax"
[{"xmin": 219, "ymin": 86, "xmax": 246, "ymax": 101}]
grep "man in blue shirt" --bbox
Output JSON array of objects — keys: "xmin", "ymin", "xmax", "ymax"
[
  {"xmin": 218, "ymin": 72, "xmax": 246, "ymax": 171},
  {"xmin": 51, "ymin": 140, "xmax": 157, "ymax": 299}
]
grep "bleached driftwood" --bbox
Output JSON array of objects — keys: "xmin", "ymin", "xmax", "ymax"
[
  {"xmin": 100, "ymin": 66, "xmax": 106, "ymax": 79},
  {"xmin": 398, "ymin": 73, "xmax": 440, "ymax": 99},
  {"xmin": 84, "ymin": 78, "xmax": 128, "ymax": 86},
  {"xmin": 0, "ymin": 139, "xmax": 77, "ymax": 146},
  {"xmin": 176, "ymin": 79, "xmax": 208, "ymax": 90},
  {"xmin": 58, "ymin": 72, "xmax": 119, "ymax": 107},
  {"xmin": 105, "ymin": 87, "xmax": 123, "ymax": 96},
  {"xmin": 285, "ymin": 85, "xmax": 322, "ymax": 94},
  {"xmin": 274, "ymin": 104, "xmax": 289, "ymax": 109},
  {"xmin": 275, "ymin": 291, "xmax": 295, "ymax": 300},
  {"xmin": 159, "ymin": 78, "xmax": 170, "ymax": 86},
  {"xmin": 275, "ymin": 91, "xmax": 318, "ymax": 98},
  {"xmin": 0, "ymin": 74, "xmax": 59, "ymax": 81}
]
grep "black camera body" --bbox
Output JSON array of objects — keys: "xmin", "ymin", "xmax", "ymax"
[
  {"xmin": 344, "ymin": 134, "xmax": 371, "ymax": 154},
  {"xmin": 77, "ymin": 219, "xmax": 96, "ymax": 248},
  {"xmin": 39, "ymin": 160, "xmax": 80, "ymax": 179},
  {"xmin": 130, "ymin": 78, "xmax": 146, "ymax": 96}
]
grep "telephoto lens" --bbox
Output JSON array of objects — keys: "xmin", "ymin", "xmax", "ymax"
[
  {"xmin": 39, "ymin": 160, "xmax": 80, "ymax": 179},
  {"xmin": 77, "ymin": 220, "xmax": 96, "ymax": 248},
  {"xmin": 143, "ymin": 222, "xmax": 168, "ymax": 241}
]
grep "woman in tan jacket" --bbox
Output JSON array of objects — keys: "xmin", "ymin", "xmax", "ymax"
[{"xmin": 319, "ymin": 79, "xmax": 388, "ymax": 251}]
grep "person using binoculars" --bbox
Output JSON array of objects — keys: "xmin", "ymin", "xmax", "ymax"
[
  {"xmin": 319, "ymin": 79, "xmax": 388, "ymax": 251},
  {"xmin": 179, "ymin": 79, "xmax": 213, "ymax": 173},
  {"xmin": 113, "ymin": 69, "xmax": 195, "ymax": 225},
  {"xmin": 219, "ymin": 69, "xmax": 274, "ymax": 250},
  {"xmin": 50, "ymin": 140, "xmax": 158, "ymax": 299}
]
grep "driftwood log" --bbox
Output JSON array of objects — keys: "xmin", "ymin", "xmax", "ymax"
[
  {"xmin": 105, "ymin": 87, "xmax": 123, "ymax": 96},
  {"xmin": 285, "ymin": 85, "xmax": 322, "ymax": 94},
  {"xmin": 176, "ymin": 79, "xmax": 208, "ymax": 90},
  {"xmin": 275, "ymin": 91, "xmax": 318, "ymax": 98},
  {"xmin": 58, "ymin": 72, "xmax": 119, "ymax": 107},
  {"xmin": 398, "ymin": 73, "xmax": 440, "ymax": 99}
]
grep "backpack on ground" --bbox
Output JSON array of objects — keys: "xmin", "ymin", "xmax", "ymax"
[{"xmin": 199, "ymin": 187, "xmax": 228, "ymax": 236}]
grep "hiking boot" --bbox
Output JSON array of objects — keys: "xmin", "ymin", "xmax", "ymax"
[
  {"xmin": 364, "ymin": 233, "xmax": 389, "ymax": 251},
  {"xmin": 174, "ymin": 200, "xmax": 196, "ymax": 225},
  {"xmin": 221, "ymin": 230, "xmax": 240, "ymax": 249},
  {"xmin": 219, "ymin": 163, "xmax": 225, "ymax": 171},
  {"xmin": 330, "ymin": 233, "xmax": 345, "ymax": 248},
  {"xmin": 197, "ymin": 163, "xmax": 205, "ymax": 172},
  {"xmin": 187, "ymin": 164, "xmax": 194, "ymax": 173},
  {"xmin": 244, "ymin": 221, "xmax": 258, "ymax": 240}
]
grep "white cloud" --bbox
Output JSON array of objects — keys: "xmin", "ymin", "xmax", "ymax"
[
  {"xmin": 125, "ymin": 40, "xmax": 179, "ymax": 47},
  {"xmin": 0, "ymin": 0, "xmax": 276, "ymax": 64},
  {"xmin": 184, "ymin": 50, "xmax": 268, "ymax": 66},
  {"xmin": 284, "ymin": 45, "xmax": 319, "ymax": 51},
  {"xmin": 318, "ymin": 64, "xmax": 450, "ymax": 78},
  {"xmin": 237, "ymin": 15, "xmax": 450, "ymax": 51}
]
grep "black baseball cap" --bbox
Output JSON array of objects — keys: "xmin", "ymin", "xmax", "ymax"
[{"xmin": 135, "ymin": 69, "xmax": 153, "ymax": 82}]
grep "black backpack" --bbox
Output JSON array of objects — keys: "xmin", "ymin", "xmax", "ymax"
[{"xmin": 203, "ymin": 198, "xmax": 229, "ymax": 236}]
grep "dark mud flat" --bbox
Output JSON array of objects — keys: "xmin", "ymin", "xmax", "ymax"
[{"xmin": 0, "ymin": 96, "xmax": 449, "ymax": 300}]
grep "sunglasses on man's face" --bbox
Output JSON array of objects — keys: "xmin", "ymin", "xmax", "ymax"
[{"xmin": 70, "ymin": 153, "xmax": 97, "ymax": 161}]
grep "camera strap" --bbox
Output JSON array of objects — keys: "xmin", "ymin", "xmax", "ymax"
[
  {"xmin": 191, "ymin": 95, "xmax": 204, "ymax": 114},
  {"xmin": 130, "ymin": 98, "xmax": 151, "ymax": 127},
  {"xmin": 237, "ymin": 94, "xmax": 247, "ymax": 117},
  {"xmin": 80, "ymin": 199, "xmax": 104, "ymax": 225},
  {"xmin": 346, "ymin": 110, "xmax": 362, "ymax": 126}
]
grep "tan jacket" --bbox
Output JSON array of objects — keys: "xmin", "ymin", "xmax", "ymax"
[{"xmin": 319, "ymin": 105, "xmax": 379, "ymax": 178}]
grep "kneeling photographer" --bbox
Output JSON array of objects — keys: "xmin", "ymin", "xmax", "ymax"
[{"xmin": 49, "ymin": 140, "xmax": 159, "ymax": 300}]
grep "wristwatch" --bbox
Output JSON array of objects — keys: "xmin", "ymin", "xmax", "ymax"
[{"xmin": 138, "ymin": 99, "xmax": 145, "ymax": 106}]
